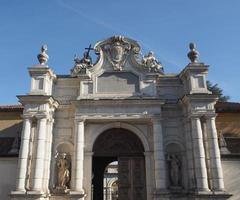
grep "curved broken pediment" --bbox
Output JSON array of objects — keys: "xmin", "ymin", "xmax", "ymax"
[{"xmin": 70, "ymin": 36, "xmax": 164, "ymax": 77}]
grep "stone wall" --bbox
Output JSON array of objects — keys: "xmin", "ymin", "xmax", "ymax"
[
  {"xmin": 222, "ymin": 159, "xmax": 240, "ymax": 200},
  {"xmin": 216, "ymin": 112, "xmax": 240, "ymax": 137},
  {"xmin": 0, "ymin": 158, "xmax": 18, "ymax": 200},
  {"xmin": 0, "ymin": 111, "xmax": 22, "ymax": 138}
]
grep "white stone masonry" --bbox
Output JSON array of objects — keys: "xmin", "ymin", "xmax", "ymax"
[
  {"xmin": 16, "ymin": 117, "xmax": 32, "ymax": 192},
  {"xmin": 206, "ymin": 116, "xmax": 225, "ymax": 191},
  {"xmin": 191, "ymin": 117, "xmax": 209, "ymax": 191},
  {"xmin": 31, "ymin": 117, "xmax": 47, "ymax": 191},
  {"xmin": 153, "ymin": 118, "xmax": 167, "ymax": 191},
  {"xmin": 72, "ymin": 120, "xmax": 85, "ymax": 193}
]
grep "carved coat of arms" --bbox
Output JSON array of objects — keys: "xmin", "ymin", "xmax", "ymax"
[{"xmin": 104, "ymin": 36, "xmax": 131, "ymax": 71}]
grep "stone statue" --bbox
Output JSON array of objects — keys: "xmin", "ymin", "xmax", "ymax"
[
  {"xmin": 142, "ymin": 51, "xmax": 163, "ymax": 73},
  {"xmin": 55, "ymin": 153, "xmax": 70, "ymax": 192},
  {"xmin": 70, "ymin": 51, "xmax": 93, "ymax": 76},
  {"xmin": 81, "ymin": 51, "xmax": 93, "ymax": 66},
  {"xmin": 167, "ymin": 154, "xmax": 181, "ymax": 187}
]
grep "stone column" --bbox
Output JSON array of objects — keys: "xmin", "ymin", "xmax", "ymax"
[
  {"xmin": 84, "ymin": 151, "xmax": 93, "ymax": 200},
  {"xmin": 31, "ymin": 116, "xmax": 47, "ymax": 191},
  {"xmin": 43, "ymin": 118, "xmax": 54, "ymax": 192},
  {"xmin": 144, "ymin": 151, "xmax": 153, "ymax": 200},
  {"xmin": 152, "ymin": 118, "xmax": 167, "ymax": 191},
  {"xmin": 206, "ymin": 116, "xmax": 224, "ymax": 191},
  {"xmin": 71, "ymin": 120, "xmax": 85, "ymax": 194},
  {"xmin": 184, "ymin": 119, "xmax": 196, "ymax": 189},
  {"xmin": 191, "ymin": 117, "xmax": 209, "ymax": 192},
  {"xmin": 15, "ymin": 117, "xmax": 32, "ymax": 192}
]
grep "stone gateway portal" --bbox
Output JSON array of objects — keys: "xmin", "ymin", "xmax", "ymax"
[
  {"xmin": 92, "ymin": 128, "xmax": 146, "ymax": 200},
  {"xmin": 10, "ymin": 36, "xmax": 232, "ymax": 200}
]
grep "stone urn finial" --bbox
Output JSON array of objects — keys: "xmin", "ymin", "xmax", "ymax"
[
  {"xmin": 37, "ymin": 44, "xmax": 49, "ymax": 65},
  {"xmin": 187, "ymin": 42, "xmax": 199, "ymax": 63}
]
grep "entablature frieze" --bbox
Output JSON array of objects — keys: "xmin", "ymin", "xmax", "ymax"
[
  {"xmin": 74, "ymin": 113, "xmax": 155, "ymax": 123},
  {"xmin": 22, "ymin": 111, "xmax": 56, "ymax": 122},
  {"xmin": 71, "ymin": 98, "xmax": 165, "ymax": 107},
  {"xmin": 187, "ymin": 112, "xmax": 217, "ymax": 119}
]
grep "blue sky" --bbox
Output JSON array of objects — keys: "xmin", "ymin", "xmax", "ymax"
[{"xmin": 0, "ymin": 0, "xmax": 240, "ymax": 104}]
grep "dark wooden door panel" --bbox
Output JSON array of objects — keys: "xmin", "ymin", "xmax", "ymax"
[{"xmin": 118, "ymin": 157, "xmax": 146, "ymax": 200}]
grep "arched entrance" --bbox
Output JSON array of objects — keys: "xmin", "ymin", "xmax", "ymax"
[{"xmin": 92, "ymin": 128, "xmax": 147, "ymax": 200}]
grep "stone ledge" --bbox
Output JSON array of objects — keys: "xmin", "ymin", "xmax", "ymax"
[{"xmin": 152, "ymin": 189, "xmax": 232, "ymax": 200}]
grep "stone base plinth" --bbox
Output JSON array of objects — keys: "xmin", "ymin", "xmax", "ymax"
[
  {"xmin": 152, "ymin": 188, "xmax": 231, "ymax": 200},
  {"xmin": 69, "ymin": 191, "xmax": 86, "ymax": 200},
  {"xmin": 10, "ymin": 190, "xmax": 48, "ymax": 200},
  {"xmin": 53, "ymin": 186, "xmax": 70, "ymax": 195}
]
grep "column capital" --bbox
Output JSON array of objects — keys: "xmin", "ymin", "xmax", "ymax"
[
  {"xmin": 188, "ymin": 114, "xmax": 203, "ymax": 121},
  {"xmin": 205, "ymin": 113, "xmax": 217, "ymax": 120},
  {"xmin": 35, "ymin": 113, "xmax": 48, "ymax": 119},
  {"xmin": 74, "ymin": 118, "xmax": 85, "ymax": 124},
  {"xmin": 47, "ymin": 117, "xmax": 54, "ymax": 124},
  {"xmin": 21, "ymin": 114, "xmax": 33, "ymax": 120}
]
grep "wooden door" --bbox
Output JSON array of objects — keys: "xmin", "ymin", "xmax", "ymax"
[{"xmin": 118, "ymin": 157, "xmax": 146, "ymax": 200}]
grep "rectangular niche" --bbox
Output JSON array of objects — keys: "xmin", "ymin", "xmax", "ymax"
[
  {"xmin": 33, "ymin": 77, "xmax": 44, "ymax": 90},
  {"xmin": 97, "ymin": 72, "xmax": 140, "ymax": 94},
  {"xmin": 81, "ymin": 81, "xmax": 93, "ymax": 95},
  {"xmin": 193, "ymin": 75, "xmax": 205, "ymax": 88}
]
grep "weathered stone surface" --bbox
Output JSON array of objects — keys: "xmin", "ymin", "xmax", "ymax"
[{"xmin": 4, "ymin": 36, "xmax": 236, "ymax": 200}]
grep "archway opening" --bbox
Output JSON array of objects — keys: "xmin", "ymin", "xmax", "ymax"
[
  {"xmin": 92, "ymin": 128, "xmax": 146, "ymax": 200},
  {"xmin": 103, "ymin": 161, "xmax": 118, "ymax": 200}
]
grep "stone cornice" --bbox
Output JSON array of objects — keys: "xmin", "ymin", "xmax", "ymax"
[
  {"xmin": 179, "ymin": 63, "xmax": 209, "ymax": 79},
  {"xmin": 75, "ymin": 114, "xmax": 154, "ymax": 122},
  {"xmin": 28, "ymin": 65, "xmax": 56, "ymax": 79},
  {"xmin": 181, "ymin": 94, "xmax": 218, "ymax": 104},
  {"xmin": 188, "ymin": 112, "xmax": 217, "ymax": 119},
  {"xmin": 71, "ymin": 98, "xmax": 165, "ymax": 106},
  {"xmin": 17, "ymin": 95, "xmax": 59, "ymax": 108}
]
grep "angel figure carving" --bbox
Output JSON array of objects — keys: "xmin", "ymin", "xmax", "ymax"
[{"xmin": 142, "ymin": 51, "xmax": 163, "ymax": 73}]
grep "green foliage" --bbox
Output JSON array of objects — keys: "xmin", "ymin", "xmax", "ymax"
[{"xmin": 207, "ymin": 81, "xmax": 230, "ymax": 102}]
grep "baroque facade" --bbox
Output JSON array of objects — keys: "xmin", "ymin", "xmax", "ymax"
[{"xmin": 4, "ymin": 36, "xmax": 237, "ymax": 200}]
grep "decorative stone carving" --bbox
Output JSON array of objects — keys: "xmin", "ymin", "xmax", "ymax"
[
  {"xmin": 141, "ymin": 51, "xmax": 163, "ymax": 73},
  {"xmin": 104, "ymin": 36, "xmax": 131, "ymax": 71},
  {"xmin": 167, "ymin": 154, "xmax": 182, "ymax": 188},
  {"xmin": 187, "ymin": 43, "xmax": 199, "ymax": 63},
  {"xmin": 37, "ymin": 44, "xmax": 49, "ymax": 65},
  {"xmin": 54, "ymin": 152, "xmax": 71, "ymax": 193},
  {"xmin": 70, "ymin": 52, "xmax": 93, "ymax": 76}
]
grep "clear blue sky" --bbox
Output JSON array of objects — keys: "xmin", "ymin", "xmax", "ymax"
[{"xmin": 0, "ymin": 0, "xmax": 240, "ymax": 104}]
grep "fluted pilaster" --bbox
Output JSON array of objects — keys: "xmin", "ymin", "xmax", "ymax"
[
  {"xmin": 16, "ymin": 117, "xmax": 32, "ymax": 191},
  {"xmin": 152, "ymin": 118, "xmax": 167, "ymax": 191},
  {"xmin": 206, "ymin": 116, "xmax": 224, "ymax": 191}
]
